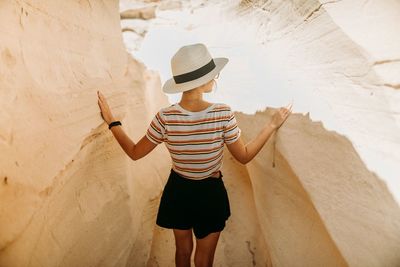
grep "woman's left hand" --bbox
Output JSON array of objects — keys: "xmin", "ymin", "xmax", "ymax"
[{"xmin": 97, "ymin": 91, "xmax": 115, "ymax": 125}]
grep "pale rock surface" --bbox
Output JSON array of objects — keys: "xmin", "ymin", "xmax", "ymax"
[
  {"xmin": 0, "ymin": 1, "xmax": 170, "ymax": 266},
  {"xmin": 120, "ymin": 6, "xmax": 156, "ymax": 20},
  {"xmin": 119, "ymin": 0, "xmax": 183, "ymax": 53},
  {"xmin": 0, "ymin": 0, "xmax": 270, "ymax": 266},
  {"xmin": 128, "ymin": 0, "xmax": 400, "ymax": 207},
  {"xmin": 158, "ymin": 0, "xmax": 183, "ymax": 11},
  {"xmin": 1, "ymin": 0, "xmax": 400, "ymax": 267},
  {"xmin": 235, "ymin": 109, "xmax": 400, "ymax": 267}
]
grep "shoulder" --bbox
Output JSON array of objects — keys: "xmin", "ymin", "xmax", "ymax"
[
  {"xmin": 213, "ymin": 103, "xmax": 234, "ymax": 116},
  {"xmin": 159, "ymin": 103, "xmax": 183, "ymax": 114},
  {"xmin": 156, "ymin": 104, "xmax": 178, "ymax": 116},
  {"xmin": 154, "ymin": 104, "xmax": 184, "ymax": 125},
  {"xmin": 151, "ymin": 105, "xmax": 175, "ymax": 125},
  {"xmin": 213, "ymin": 102, "xmax": 232, "ymax": 111}
]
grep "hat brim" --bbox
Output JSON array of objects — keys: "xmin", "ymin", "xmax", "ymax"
[{"xmin": 162, "ymin": 57, "xmax": 228, "ymax": 94}]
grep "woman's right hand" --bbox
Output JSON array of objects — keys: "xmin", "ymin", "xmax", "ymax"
[{"xmin": 270, "ymin": 103, "xmax": 293, "ymax": 130}]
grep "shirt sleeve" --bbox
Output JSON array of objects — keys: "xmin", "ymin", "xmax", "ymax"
[
  {"xmin": 145, "ymin": 110, "xmax": 166, "ymax": 145},
  {"xmin": 223, "ymin": 106, "xmax": 241, "ymax": 145}
]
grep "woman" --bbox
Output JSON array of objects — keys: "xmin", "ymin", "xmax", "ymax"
[{"xmin": 97, "ymin": 43, "xmax": 292, "ymax": 267}]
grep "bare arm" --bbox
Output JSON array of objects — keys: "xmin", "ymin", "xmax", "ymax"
[
  {"xmin": 110, "ymin": 126, "xmax": 157, "ymax": 161},
  {"xmin": 226, "ymin": 123, "xmax": 277, "ymax": 164},
  {"xmin": 97, "ymin": 91, "xmax": 157, "ymax": 161},
  {"xmin": 226, "ymin": 103, "xmax": 292, "ymax": 164}
]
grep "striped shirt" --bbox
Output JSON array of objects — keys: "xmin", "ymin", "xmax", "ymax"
[{"xmin": 145, "ymin": 102, "xmax": 241, "ymax": 180}]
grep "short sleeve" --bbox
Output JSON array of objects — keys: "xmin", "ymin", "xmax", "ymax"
[
  {"xmin": 224, "ymin": 106, "xmax": 241, "ymax": 145},
  {"xmin": 145, "ymin": 110, "xmax": 166, "ymax": 145}
]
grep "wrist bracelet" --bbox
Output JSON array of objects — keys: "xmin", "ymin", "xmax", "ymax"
[{"xmin": 108, "ymin": 121, "xmax": 121, "ymax": 129}]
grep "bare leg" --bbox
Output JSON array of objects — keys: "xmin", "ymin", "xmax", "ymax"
[
  {"xmin": 173, "ymin": 229, "xmax": 194, "ymax": 267},
  {"xmin": 194, "ymin": 231, "xmax": 221, "ymax": 267}
]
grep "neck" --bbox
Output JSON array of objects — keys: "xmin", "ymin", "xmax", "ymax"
[{"xmin": 180, "ymin": 90, "xmax": 204, "ymax": 104}]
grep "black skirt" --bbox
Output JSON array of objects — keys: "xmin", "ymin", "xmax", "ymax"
[{"xmin": 156, "ymin": 168, "xmax": 231, "ymax": 239}]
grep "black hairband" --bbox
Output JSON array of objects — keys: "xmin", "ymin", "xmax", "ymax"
[{"xmin": 173, "ymin": 59, "xmax": 216, "ymax": 84}]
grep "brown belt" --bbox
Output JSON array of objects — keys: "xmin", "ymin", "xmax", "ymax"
[{"xmin": 210, "ymin": 170, "xmax": 222, "ymax": 179}]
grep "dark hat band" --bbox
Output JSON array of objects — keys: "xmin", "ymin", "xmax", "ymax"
[{"xmin": 173, "ymin": 59, "xmax": 216, "ymax": 84}]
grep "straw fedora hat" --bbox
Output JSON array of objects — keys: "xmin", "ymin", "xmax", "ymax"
[{"xmin": 162, "ymin": 43, "xmax": 229, "ymax": 94}]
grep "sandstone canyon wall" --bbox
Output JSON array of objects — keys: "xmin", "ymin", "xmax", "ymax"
[
  {"xmin": 0, "ymin": 1, "xmax": 269, "ymax": 266},
  {"xmin": 1, "ymin": 0, "xmax": 400, "ymax": 267},
  {"xmin": 0, "ymin": 1, "xmax": 170, "ymax": 266},
  {"xmin": 233, "ymin": 1, "xmax": 400, "ymax": 266}
]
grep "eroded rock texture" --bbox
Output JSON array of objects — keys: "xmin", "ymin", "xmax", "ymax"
[
  {"xmin": 1, "ymin": 0, "xmax": 400, "ymax": 267},
  {"xmin": 236, "ymin": 109, "xmax": 400, "ymax": 267},
  {"xmin": 0, "ymin": 1, "xmax": 170, "ymax": 266}
]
